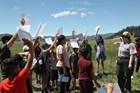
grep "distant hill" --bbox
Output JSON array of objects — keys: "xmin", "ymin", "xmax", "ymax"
[
  {"xmin": 0, "ymin": 32, "xmax": 115, "ymax": 41},
  {"xmin": 107, "ymin": 26, "xmax": 140, "ymax": 39}
]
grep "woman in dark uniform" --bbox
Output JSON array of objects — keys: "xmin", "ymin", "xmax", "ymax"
[{"xmin": 114, "ymin": 31, "xmax": 137, "ymax": 92}]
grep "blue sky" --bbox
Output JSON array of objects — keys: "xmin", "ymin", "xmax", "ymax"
[{"xmin": 0, "ymin": 0, "xmax": 140, "ymax": 36}]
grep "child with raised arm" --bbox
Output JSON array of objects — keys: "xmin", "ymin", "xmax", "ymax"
[
  {"xmin": 94, "ymin": 28, "xmax": 106, "ymax": 76},
  {"xmin": 0, "ymin": 38, "xmax": 34, "ymax": 93}
]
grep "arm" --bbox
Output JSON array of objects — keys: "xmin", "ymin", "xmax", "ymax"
[
  {"xmin": 90, "ymin": 63, "xmax": 100, "ymax": 88},
  {"xmin": 128, "ymin": 54, "xmax": 135, "ymax": 69},
  {"xmin": 113, "ymin": 42, "xmax": 121, "ymax": 46},
  {"xmin": 106, "ymin": 83, "xmax": 114, "ymax": 93},
  {"xmin": 47, "ymin": 36, "xmax": 57, "ymax": 51},
  {"xmin": 72, "ymin": 30, "xmax": 75, "ymax": 39},
  {"xmin": 7, "ymin": 31, "xmax": 18, "ymax": 48},
  {"xmin": 59, "ymin": 53, "xmax": 67, "ymax": 75},
  {"xmin": 22, "ymin": 38, "xmax": 34, "ymax": 71}
]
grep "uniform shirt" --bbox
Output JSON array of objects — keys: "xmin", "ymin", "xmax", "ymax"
[
  {"xmin": 0, "ymin": 68, "xmax": 29, "ymax": 93},
  {"xmin": 118, "ymin": 42, "xmax": 137, "ymax": 57},
  {"xmin": 78, "ymin": 57, "xmax": 92, "ymax": 80},
  {"xmin": 56, "ymin": 45, "xmax": 70, "ymax": 68}
]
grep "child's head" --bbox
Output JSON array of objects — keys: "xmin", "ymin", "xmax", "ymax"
[
  {"xmin": 1, "ymin": 34, "xmax": 13, "ymax": 44},
  {"xmin": 80, "ymin": 46, "xmax": 89, "ymax": 59},
  {"xmin": 42, "ymin": 43, "xmax": 51, "ymax": 50},
  {"xmin": 1, "ymin": 54, "xmax": 23, "ymax": 76},
  {"xmin": 96, "ymin": 35, "xmax": 104, "ymax": 44},
  {"xmin": 73, "ymin": 48, "xmax": 78, "ymax": 53},
  {"xmin": 56, "ymin": 35, "xmax": 66, "ymax": 46}
]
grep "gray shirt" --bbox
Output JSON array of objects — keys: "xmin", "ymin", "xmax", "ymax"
[{"xmin": 118, "ymin": 42, "xmax": 137, "ymax": 57}]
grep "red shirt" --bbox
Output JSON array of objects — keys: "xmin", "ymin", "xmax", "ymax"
[
  {"xmin": 78, "ymin": 57, "xmax": 92, "ymax": 80},
  {"xmin": 0, "ymin": 68, "xmax": 29, "ymax": 93},
  {"xmin": 136, "ymin": 44, "xmax": 140, "ymax": 56}
]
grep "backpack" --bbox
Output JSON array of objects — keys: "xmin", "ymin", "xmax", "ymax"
[{"xmin": 34, "ymin": 54, "xmax": 45, "ymax": 74}]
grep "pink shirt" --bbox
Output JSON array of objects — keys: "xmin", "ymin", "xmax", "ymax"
[{"xmin": 56, "ymin": 45, "xmax": 70, "ymax": 68}]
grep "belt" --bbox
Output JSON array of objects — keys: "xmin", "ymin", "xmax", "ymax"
[{"xmin": 118, "ymin": 57, "xmax": 129, "ymax": 59}]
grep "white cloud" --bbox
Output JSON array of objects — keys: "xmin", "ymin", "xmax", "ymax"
[
  {"xmin": 51, "ymin": 10, "xmax": 93, "ymax": 18},
  {"xmin": 51, "ymin": 11, "xmax": 78, "ymax": 18},
  {"xmin": 80, "ymin": 12, "xmax": 87, "ymax": 18},
  {"xmin": 70, "ymin": 1, "xmax": 92, "ymax": 6},
  {"xmin": 13, "ymin": 6, "xmax": 20, "ymax": 10}
]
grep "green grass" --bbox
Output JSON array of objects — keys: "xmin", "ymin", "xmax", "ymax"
[{"xmin": 0, "ymin": 38, "xmax": 140, "ymax": 92}]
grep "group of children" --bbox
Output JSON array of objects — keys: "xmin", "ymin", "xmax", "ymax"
[
  {"xmin": 1, "ymin": 18, "xmax": 140, "ymax": 93},
  {"xmin": 0, "ymin": 19, "xmax": 108, "ymax": 93}
]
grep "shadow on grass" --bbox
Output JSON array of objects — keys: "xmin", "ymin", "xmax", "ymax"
[
  {"xmin": 132, "ymin": 90, "xmax": 140, "ymax": 93},
  {"xmin": 32, "ymin": 86, "xmax": 41, "ymax": 91}
]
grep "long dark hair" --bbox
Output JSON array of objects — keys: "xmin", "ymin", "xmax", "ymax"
[
  {"xmin": 56, "ymin": 35, "xmax": 66, "ymax": 46},
  {"xmin": 97, "ymin": 35, "xmax": 104, "ymax": 45}
]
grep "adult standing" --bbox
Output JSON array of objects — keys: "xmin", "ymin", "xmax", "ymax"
[{"xmin": 115, "ymin": 31, "xmax": 137, "ymax": 92}]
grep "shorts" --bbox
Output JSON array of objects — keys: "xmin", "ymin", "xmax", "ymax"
[{"xmin": 51, "ymin": 70, "xmax": 58, "ymax": 80}]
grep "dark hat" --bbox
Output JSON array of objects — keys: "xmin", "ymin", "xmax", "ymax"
[{"xmin": 42, "ymin": 43, "xmax": 51, "ymax": 49}]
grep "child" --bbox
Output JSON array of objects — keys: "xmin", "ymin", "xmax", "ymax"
[
  {"xmin": 78, "ymin": 46, "xmax": 100, "ymax": 93},
  {"xmin": 95, "ymin": 35, "xmax": 106, "ymax": 76},
  {"xmin": 69, "ymin": 48, "xmax": 79, "ymax": 91},
  {"xmin": 0, "ymin": 38, "xmax": 34, "ymax": 93}
]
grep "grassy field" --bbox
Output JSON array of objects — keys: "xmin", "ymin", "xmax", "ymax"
[{"xmin": 0, "ymin": 38, "xmax": 140, "ymax": 93}]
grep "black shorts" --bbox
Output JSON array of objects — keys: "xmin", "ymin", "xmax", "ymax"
[{"xmin": 51, "ymin": 70, "xmax": 58, "ymax": 80}]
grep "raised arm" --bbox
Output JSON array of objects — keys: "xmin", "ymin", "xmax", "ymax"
[
  {"xmin": 47, "ymin": 36, "xmax": 57, "ymax": 51},
  {"xmin": 22, "ymin": 38, "xmax": 34, "ymax": 71},
  {"xmin": 7, "ymin": 31, "xmax": 18, "ymax": 48}
]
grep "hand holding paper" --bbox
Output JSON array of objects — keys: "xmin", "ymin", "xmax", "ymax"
[
  {"xmin": 45, "ymin": 37, "xmax": 53, "ymax": 45},
  {"xmin": 56, "ymin": 27, "xmax": 63, "ymax": 36},
  {"xmin": 70, "ymin": 39, "xmax": 79, "ymax": 48},
  {"xmin": 18, "ymin": 26, "xmax": 32, "ymax": 42},
  {"xmin": 33, "ymin": 23, "xmax": 47, "ymax": 39},
  {"xmin": 95, "ymin": 25, "xmax": 100, "ymax": 33},
  {"xmin": 21, "ymin": 13, "xmax": 30, "ymax": 25}
]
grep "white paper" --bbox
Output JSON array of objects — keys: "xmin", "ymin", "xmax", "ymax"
[
  {"xmin": 97, "ymin": 86, "xmax": 106, "ymax": 93},
  {"xmin": 61, "ymin": 76, "xmax": 69, "ymax": 82},
  {"xmin": 34, "ymin": 23, "xmax": 47, "ymax": 39},
  {"xmin": 32, "ymin": 58, "xmax": 37, "ymax": 67},
  {"xmin": 70, "ymin": 39, "xmax": 79, "ymax": 48},
  {"xmin": 83, "ymin": 32, "xmax": 88, "ymax": 39},
  {"xmin": 95, "ymin": 25, "xmax": 100, "ymax": 32},
  {"xmin": 56, "ymin": 27, "xmax": 63, "ymax": 36},
  {"xmin": 112, "ymin": 83, "xmax": 121, "ymax": 93},
  {"xmin": 18, "ymin": 26, "xmax": 32, "ymax": 42},
  {"xmin": 20, "ymin": 25, "xmax": 30, "ymax": 32},
  {"xmin": 21, "ymin": 13, "xmax": 30, "ymax": 25},
  {"xmin": 45, "ymin": 37, "xmax": 53, "ymax": 45},
  {"xmin": 78, "ymin": 41, "xmax": 83, "ymax": 46}
]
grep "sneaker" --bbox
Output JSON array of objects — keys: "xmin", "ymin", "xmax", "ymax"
[
  {"xmin": 103, "ymin": 72, "xmax": 107, "ymax": 76},
  {"xmin": 131, "ymin": 75, "xmax": 134, "ymax": 79}
]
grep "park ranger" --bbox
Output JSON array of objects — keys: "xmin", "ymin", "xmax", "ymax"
[{"xmin": 114, "ymin": 31, "xmax": 137, "ymax": 93}]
